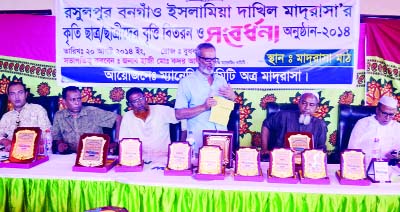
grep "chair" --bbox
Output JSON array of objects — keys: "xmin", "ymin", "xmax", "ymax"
[
  {"xmin": 0, "ymin": 94, "xmax": 8, "ymax": 118},
  {"xmin": 227, "ymin": 103, "xmax": 240, "ymax": 159},
  {"xmin": 328, "ymin": 104, "xmax": 376, "ymax": 164},
  {"xmin": 28, "ymin": 96, "xmax": 60, "ymax": 124}
]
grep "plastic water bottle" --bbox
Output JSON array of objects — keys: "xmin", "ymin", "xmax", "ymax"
[
  {"xmin": 187, "ymin": 131, "xmax": 197, "ymax": 167},
  {"xmin": 371, "ymin": 138, "xmax": 382, "ymax": 161},
  {"xmin": 44, "ymin": 129, "xmax": 53, "ymax": 156}
]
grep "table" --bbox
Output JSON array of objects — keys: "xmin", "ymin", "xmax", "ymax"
[{"xmin": 1, "ymin": 154, "xmax": 399, "ymax": 212}]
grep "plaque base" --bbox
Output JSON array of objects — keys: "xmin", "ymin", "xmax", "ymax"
[
  {"xmin": 164, "ymin": 168, "xmax": 193, "ymax": 176},
  {"xmin": 0, "ymin": 156, "xmax": 49, "ymax": 169},
  {"xmin": 335, "ymin": 171, "xmax": 371, "ymax": 186},
  {"xmin": 266, "ymin": 169, "xmax": 298, "ymax": 184},
  {"xmin": 193, "ymin": 168, "xmax": 225, "ymax": 180},
  {"xmin": 298, "ymin": 171, "xmax": 330, "ymax": 185},
  {"xmin": 72, "ymin": 158, "xmax": 117, "ymax": 173},
  {"xmin": 114, "ymin": 163, "xmax": 144, "ymax": 172},
  {"xmin": 234, "ymin": 174, "xmax": 264, "ymax": 182}
]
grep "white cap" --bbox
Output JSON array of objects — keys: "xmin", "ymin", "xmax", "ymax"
[
  {"xmin": 301, "ymin": 91, "xmax": 319, "ymax": 102},
  {"xmin": 379, "ymin": 96, "xmax": 397, "ymax": 108}
]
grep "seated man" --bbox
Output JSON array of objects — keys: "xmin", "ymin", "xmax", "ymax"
[
  {"xmin": 119, "ymin": 87, "xmax": 179, "ymax": 160},
  {"xmin": 0, "ymin": 82, "xmax": 51, "ymax": 151},
  {"xmin": 52, "ymin": 86, "xmax": 121, "ymax": 154},
  {"xmin": 261, "ymin": 92, "xmax": 327, "ymax": 155},
  {"xmin": 348, "ymin": 96, "xmax": 400, "ymax": 164}
]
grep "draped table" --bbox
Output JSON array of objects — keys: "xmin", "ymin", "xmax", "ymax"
[{"xmin": 0, "ymin": 154, "xmax": 399, "ymax": 212}]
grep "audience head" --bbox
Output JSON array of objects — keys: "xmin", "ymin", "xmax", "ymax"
[
  {"xmin": 376, "ymin": 96, "xmax": 398, "ymax": 125},
  {"xmin": 298, "ymin": 91, "xmax": 319, "ymax": 125},
  {"xmin": 126, "ymin": 87, "xmax": 148, "ymax": 112},
  {"xmin": 7, "ymin": 81, "xmax": 28, "ymax": 112},
  {"xmin": 195, "ymin": 42, "xmax": 218, "ymax": 76},
  {"xmin": 62, "ymin": 86, "xmax": 82, "ymax": 114}
]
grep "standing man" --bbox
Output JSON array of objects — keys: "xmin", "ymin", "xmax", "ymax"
[
  {"xmin": 119, "ymin": 87, "xmax": 179, "ymax": 160},
  {"xmin": 348, "ymin": 96, "xmax": 400, "ymax": 164},
  {"xmin": 175, "ymin": 43, "xmax": 236, "ymax": 156},
  {"xmin": 261, "ymin": 92, "xmax": 327, "ymax": 155},
  {"xmin": 52, "ymin": 86, "xmax": 121, "ymax": 154},
  {"xmin": 0, "ymin": 81, "xmax": 51, "ymax": 151}
]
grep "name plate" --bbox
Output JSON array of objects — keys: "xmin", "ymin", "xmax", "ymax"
[
  {"xmin": 203, "ymin": 130, "xmax": 233, "ymax": 167},
  {"xmin": 119, "ymin": 138, "xmax": 142, "ymax": 167},
  {"xmin": 75, "ymin": 133, "xmax": 109, "ymax": 168},
  {"xmin": 367, "ymin": 159, "xmax": 390, "ymax": 183},
  {"xmin": 302, "ymin": 149, "xmax": 328, "ymax": 179},
  {"xmin": 341, "ymin": 150, "xmax": 366, "ymax": 180},
  {"xmin": 9, "ymin": 127, "xmax": 41, "ymax": 163},
  {"xmin": 285, "ymin": 132, "xmax": 312, "ymax": 165},
  {"xmin": 167, "ymin": 142, "xmax": 191, "ymax": 170},
  {"xmin": 269, "ymin": 148, "xmax": 295, "ymax": 178},
  {"xmin": 235, "ymin": 147, "xmax": 261, "ymax": 176},
  {"xmin": 198, "ymin": 145, "xmax": 223, "ymax": 175}
]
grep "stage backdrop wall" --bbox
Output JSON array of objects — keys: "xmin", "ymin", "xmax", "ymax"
[{"xmin": 0, "ymin": 14, "xmax": 399, "ymax": 157}]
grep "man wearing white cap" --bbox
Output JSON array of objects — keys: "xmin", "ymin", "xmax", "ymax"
[
  {"xmin": 261, "ymin": 92, "xmax": 327, "ymax": 155},
  {"xmin": 348, "ymin": 96, "xmax": 400, "ymax": 163}
]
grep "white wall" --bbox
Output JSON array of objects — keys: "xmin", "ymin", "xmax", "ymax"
[{"xmin": 0, "ymin": 0, "xmax": 399, "ymax": 16}]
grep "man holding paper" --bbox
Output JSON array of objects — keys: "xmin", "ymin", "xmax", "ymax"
[
  {"xmin": 261, "ymin": 92, "xmax": 327, "ymax": 156},
  {"xmin": 175, "ymin": 42, "xmax": 236, "ymax": 155}
]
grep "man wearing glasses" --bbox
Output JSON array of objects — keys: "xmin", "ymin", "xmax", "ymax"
[
  {"xmin": 175, "ymin": 43, "xmax": 236, "ymax": 157},
  {"xmin": 348, "ymin": 96, "xmax": 400, "ymax": 163},
  {"xmin": 119, "ymin": 87, "xmax": 179, "ymax": 160},
  {"xmin": 0, "ymin": 81, "xmax": 51, "ymax": 152},
  {"xmin": 52, "ymin": 86, "xmax": 121, "ymax": 154}
]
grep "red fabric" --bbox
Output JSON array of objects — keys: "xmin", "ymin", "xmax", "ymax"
[
  {"xmin": 0, "ymin": 14, "xmax": 55, "ymax": 62},
  {"xmin": 365, "ymin": 18, "xmax": 400, "ymax": 64}
]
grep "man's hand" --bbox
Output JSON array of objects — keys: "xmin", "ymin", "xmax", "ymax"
[
  {"xmin": 0, "ymin": 138, "xmax": 12, "ymax": 152},
  {"xmin": 218, "ymin": 84, "xmax": 236, "ymax": 101},
  {"xmin": 202, "ymin": 97, "xmax": 217, "ymax": 110}
]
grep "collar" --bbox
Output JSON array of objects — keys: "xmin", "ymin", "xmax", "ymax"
[{"xmin": 63, "ymin": 106, "xmax": 88, "ymax": 118}]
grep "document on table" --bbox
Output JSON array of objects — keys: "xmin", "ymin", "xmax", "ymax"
[{"xmin": 209, "ymin": 96, "xmax": 234, "ymax": 126}]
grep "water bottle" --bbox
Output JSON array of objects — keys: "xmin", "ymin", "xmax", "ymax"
[
  {"xmin": 371, "ymin": 138, "xmax": 382, "ymax": 161},
  {"xmin": 187, "ymin": 131, "xmax": 197, "ymax": 167},
  {"xmin": 44, "ymin": 129, "xmax": 53, "ymax": 156}
]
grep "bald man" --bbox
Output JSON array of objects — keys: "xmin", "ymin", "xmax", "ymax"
[{"xmin": 261, "ymin": 92, "xmax": 327, "ymax": 155}]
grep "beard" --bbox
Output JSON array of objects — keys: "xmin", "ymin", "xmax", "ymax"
[
  {"xmin": 299, "ymin": 114, "xmax": 311, "ymax": 125},
  {"xmin": 133, "ymin": 106, "xmax": 150, "ymax": 121}
]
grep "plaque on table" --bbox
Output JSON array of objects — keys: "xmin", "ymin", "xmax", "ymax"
[
  {"xmin": 1, "ymin": 127, "xmax": 49, "ymax": 169},
  {"xmin": 284, "ymin": 132, "xmax": 313, "ymax": 166},
  {"xmin": 234, "ymin": 147, "xmax": 263, "ymax": 182},
  {"xmin": 164, "ymin": 142, "xmax": 192, "ymax": 176},
  {"xmin": 299, "ymin": 149, "xmax": 330, "ymax": 184},
  {"xmin": 115, "ymin": 138, "xmax": 143, "ymax": 172},
  {"xmin": 367, "ymin": 158, "xmax": 390, "ymax": 183},
  {"xmin": 194, "ymin": 145, "xmax": 225, "ymax": 180},
  {"xmin": 203, "ymin": 130, "xmax": 233, "ymax": 168},
  {"xmin": 335, "ymin": 149, "xmax": 371, "ymax": 186},
  {"xmin": 267, "ymin": 148, "xmax": 298, "ymax": 184},
  {"xmin": 73, "ymin": 133, "xmax": 117, "ymax": 173}
]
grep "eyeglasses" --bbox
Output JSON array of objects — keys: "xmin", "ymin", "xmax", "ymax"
[
  {"xmin": 129, "ymin": 97, "xmax": 146, "ymax": 104},
  {"xmin": 378, "ymin": 107, "xmax": 396, "ymax": 118},
  {"xmin": 198, "ymin": 56, "xmax": 219, "ymax": 63}
]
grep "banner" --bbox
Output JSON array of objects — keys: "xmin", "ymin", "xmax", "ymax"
[{"xmin": 56, "ymin": 0, "xmax": 360, "ymax": 88}]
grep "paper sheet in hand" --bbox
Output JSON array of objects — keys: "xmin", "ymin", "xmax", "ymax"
[{"xmin": 209, "ymin": 96, "xmax": 234, "ymax": 126}]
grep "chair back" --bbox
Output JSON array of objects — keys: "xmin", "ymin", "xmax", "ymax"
[
  {"xmin": 28, "ymin": 96, "xmax": 60, "ymax": 124},
  {"xmin": 266, "ymin": 102, "xmax": 299, "ymax": 118},
  {"xmin": 329, "ymin": 104, "xmax": 376, "ymax": 163},
  {"xmin": 0, "ymin": 94, "xmax": 8, "ymax": 119},
  {"xmin": 227, "ymin": 103, "xmax": 240, "ymax": 159}
]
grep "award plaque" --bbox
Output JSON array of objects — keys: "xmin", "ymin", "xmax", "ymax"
[
  {"xmin": 164, "ymin": 142, "xmax": 192, "ymax": 176},
  {"xmin": 1, "ymin": 127, "xmax": 49, "ymax": 169},
  {"xmin": 234, "ymin": 147, "xmax": 263, "ymax": 182},
  {"xmin": 335, "ymin": 149, "xmax": 371, "ymax": 186},
  {"xmin": 115, "ymin": 138, "xmax": 143, "ymax": 172},
  {"xmin": 284, "ymin": 132, "xmax": 313, "ymax": 166},
  {"xmin": 194, "ymin": 145, "xmax": 225, "ymax": 180},
  {"xmin": 203, "ymin": 130, "xmax": 233, "ymax": 168},
  {"xmin": 367, "ymin": 158, "xmax": 390, "ymax": 183},
  {"xmin": 73, "ymin": 133, "xmax": 117, "ymax": 173},
  {"xmin": 299, "ymin": 149, "xmax": 330, "ymax": 184},
  {"xmin": 267, "ymin": 148, "xmax": 298, "ymax": 184}
]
